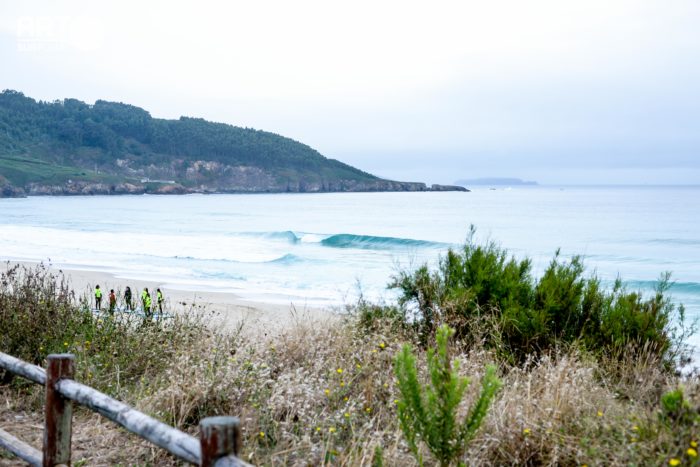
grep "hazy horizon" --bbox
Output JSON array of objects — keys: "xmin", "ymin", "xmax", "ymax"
[{"xmin": 1, "ymin": 0, "xmax": 699, "ymax": 185}]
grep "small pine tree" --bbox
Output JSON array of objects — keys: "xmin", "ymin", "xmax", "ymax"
[{"xmin": 394, "ymin": 324, "xmax": 502, "ymax": 466}]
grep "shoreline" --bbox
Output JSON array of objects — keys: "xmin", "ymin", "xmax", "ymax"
[{"xmin": 3, "ymin": 261, "xmax": 338, "ymax": 335}]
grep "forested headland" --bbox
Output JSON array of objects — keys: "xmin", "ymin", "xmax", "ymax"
[{"xmin": 0, "ymin": 90, "xmax": 465, "ymax": 197}]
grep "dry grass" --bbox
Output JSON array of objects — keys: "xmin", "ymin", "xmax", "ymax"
[{"xmin": 2, "ymin": 308, "xmax": 699, "ymax": 466}]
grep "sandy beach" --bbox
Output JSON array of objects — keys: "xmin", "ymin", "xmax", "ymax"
[{"xmin": 4, "ymin": 261, "xmax": 338, "ymax": 335}]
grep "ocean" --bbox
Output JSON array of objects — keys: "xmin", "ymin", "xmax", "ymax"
[{"xmin": 1, "ymin": 186, "xmax": 699, "ymax": 341}]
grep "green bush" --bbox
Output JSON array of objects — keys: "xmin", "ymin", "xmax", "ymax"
[
  {"xmin": 388, "ymin": 228, "xmax": 690, "ymax": 367},
  {"xmin": 394, "ymin": 324, "xmax": 502, "ymax": 467}
]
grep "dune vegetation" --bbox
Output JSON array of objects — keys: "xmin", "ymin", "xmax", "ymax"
[{"xmin": 1, "ymin": 235, "xmax": 699, "ymax": 466}]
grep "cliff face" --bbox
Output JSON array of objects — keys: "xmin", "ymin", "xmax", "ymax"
[{"xmin": 17, "ymin": 175, "xmax": 430, "ymax": 197}]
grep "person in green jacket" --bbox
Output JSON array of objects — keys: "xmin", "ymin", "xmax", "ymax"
[
  {"xmin": 145, "ymin": 293, "xmax": 152, "ymax": 317},
  {"xmin": 141, "ymin": 288, "xmax": 151, "ymax": 316},
  {"xmin": 94, "ymin": 285, "xmax": 103, "ymax": 310}
]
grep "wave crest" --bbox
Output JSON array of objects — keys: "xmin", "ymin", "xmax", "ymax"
[{"xmin": 320, "ymin": 233, "xmax": 443, "ymax": 250}]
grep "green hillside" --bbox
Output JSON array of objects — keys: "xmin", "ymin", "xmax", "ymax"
[{"xmin": 0, "ymin": 90, "xmax": 428, "ymax": 196}]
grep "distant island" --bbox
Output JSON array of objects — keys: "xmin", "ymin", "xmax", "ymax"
[
  {"xmin": 455, "ymin": 177, "xmax": 538, "ymax": 187},
  {"xmin": 0, "ymin": 90, "xmax": 466, "ymax": 197}
]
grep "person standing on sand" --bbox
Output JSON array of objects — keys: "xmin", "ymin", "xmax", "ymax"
[
  {"xmin": 95, "ymin": 285, "xmax": 102, "ymax": 310},
  {"xmin": 124, "ymin": 286, "xmax": 133, "ymax": 311},
  {"xmin": 141, "ymin": 288, "xmax": 151, "ymax": 316},
  {"xmin": 109, "ymin": 289, "xmax": 117, "ymax": 314},
  {"xmin": 156, "ymin": 288, "xmax": 164, "ymax": 313}
]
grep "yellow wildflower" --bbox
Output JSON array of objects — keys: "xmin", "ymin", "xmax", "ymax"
[
  {"xmin": 383, "ymin": 383, "xmax": 389, "ymax": 388},
  {"xmin": 365, "ymin": 407, "xmax": 372, "ymax": 413},
  {"xmin": 343, "ymin": 396, "xmax": 349, "ymax": 402},
  {"xmin": 372, "ymin": 349, "xmax": 378, "ymax": 353},
  {"xmin": 692, "ymin": 441, "xmax": 698, "ymax": 448},
  {"xmin": 63, "ymin": 342, "xmax": 68, "ymax": 347},
  {"xmin": 669, "ymin": 459, "xmax": 681, "ymax": 466},
  {"xmin": 356, "ymin": 363, "xmax": 361, "ymax": 369},
  {"xmin": 315, "ymin": 427, "xmax": 321, "ymax": 432},
  {"xmin": 523, "ymin": 428, "xmax": 531, "ymax": 435},
  {"xmin": 344, "ymin": 412, "xmax": 350, "ymax": 418},
  {"xmin": 597, "ymin": 410, "xmax": 603, "ymax": 417},
  {"xmin": 632, "ymin": 425, "xmax": 639, "ymax": 431},
  {"xmin": 340, "ymin": 381, "xmax": 345, "ymax": 387},
  {"xmin": 688, "ymin": 448, "xmax": 698, "ymax": 457},
  {"xmin": 336, "ymin": 368, "xmax": 343, "ymax": 374},
  {"xmin": 379, "ymin": 342, "xmax": 386, "ymax": 349},
  {"xmin": 329, "ymin": 427, "xmax": 336, "ymax": 433},
  {"xmin": 324, "ymin": 389, "xmax": 330, "ymax": 396},
  {"xmin": 259, "ymin": 431, "xmax": 265, "ymax": 438}
]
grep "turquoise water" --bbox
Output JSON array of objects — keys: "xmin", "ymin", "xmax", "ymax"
[{"xmin": 1, "ymin": 186, "xmax": 698, "ymax": 337}]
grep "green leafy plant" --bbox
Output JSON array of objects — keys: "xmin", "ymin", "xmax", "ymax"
[
  {"xmin": 660, "ymin": 387, "xmax": 696, "ymax": 426},
  {"xmin": 389, "ymin": 227, "xmax": 691, "ymax": 368},
  {"xmin": 394, "ymin": 324, "xmax": 502, "ymax": 466}
]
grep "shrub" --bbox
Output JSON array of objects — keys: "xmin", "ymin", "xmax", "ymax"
[
  {"xmin": 388, "ymin": 228, "xmax": 690, "ymax": 367},
  {"xmin": 394, "ymin": 324, "xmax": 502, "ymax": 466}
]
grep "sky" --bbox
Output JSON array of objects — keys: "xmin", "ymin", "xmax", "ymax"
[{"xmin": 1, "ymin": 0, "xmax": 699, "ymax": 185}]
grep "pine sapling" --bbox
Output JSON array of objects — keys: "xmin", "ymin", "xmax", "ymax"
[{"xmin": 394, "ymin": 324, "xmax": 502, "ymax": 467}]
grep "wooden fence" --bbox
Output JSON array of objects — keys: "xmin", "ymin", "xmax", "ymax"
[{"xmin": 0, "ymin": 351, "xmax": 250, "ymax": 466}]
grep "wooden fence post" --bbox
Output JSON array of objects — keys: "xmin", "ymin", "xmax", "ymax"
[
  {"xmin": 199, "ymin": 416, "xmax": 241, "ymax": 466},
  {"xmin": 43, "ymin": 354, "xmax": 75, "ymax": 467}
]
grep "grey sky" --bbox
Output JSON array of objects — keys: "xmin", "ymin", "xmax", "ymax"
[{"xmin": 1, "ymin": 0, "xmax": 699, "ymax": 184}]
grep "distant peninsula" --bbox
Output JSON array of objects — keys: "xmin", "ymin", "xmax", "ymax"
[
  {"xmin": 455, "ymin": 177, "xmax": 538, "ymax": 187},
  {"xmin": 0, "ymin": 90, "xmax": 466, "ymax": 197}
]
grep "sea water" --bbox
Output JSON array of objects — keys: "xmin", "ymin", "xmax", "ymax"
[{"xmin": 1, "ymin": 186, "xmax": 698, "ymax": 340}]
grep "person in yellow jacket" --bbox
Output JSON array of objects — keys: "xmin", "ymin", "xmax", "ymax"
[
  {"xmin": 141, "ymin": 288, "xmax": 152, "ymax": 317},
  {"xmin": 94, "ymin": 285, "xmax": 103, "ymax": 310},
  {"xmin": 156, "ymin": 288, "xmax": 164, "ymax": 313}
]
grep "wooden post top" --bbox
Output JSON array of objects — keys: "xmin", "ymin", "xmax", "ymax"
[
  {"xmin": 46, "ymin": 354, "xmax": 75, "ymax": 361},
  {"xmin": 200, "ymin": 416, "xmax": 242, "ymax": 466},
  {"xmin": 200, "ymin": 416, "xmax": 240, "ymax": 428}
]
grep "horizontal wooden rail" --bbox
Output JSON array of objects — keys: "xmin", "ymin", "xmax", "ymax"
[
  {"xmin": 0, "ymin": 351, "xmax": 251, "ymax": 466},
  {"xmin": 0, "ymin": 352, "xmax": 46, "ymax": 385},
  {"xmin": 56, "ymin": 378, "xmax": 200, "ymax": 464},
  {"xmin": 0, "ymin": 428, "xmax": 41, "ymax": 466}
]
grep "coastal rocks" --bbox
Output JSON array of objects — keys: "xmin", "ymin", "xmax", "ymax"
[
  {"xmin": 0, "ymin": 183, "xmax": 26, "ymax": 198},
  {"xmin": 430, "ymin": 184, "xmax": 469, "ymax": 192},
  {"xmin": 150, "ymin": 183, "xmax": 189, "ymax": 195},
  {"xmin": 1, "ymin": 162, "xmax": 469, "ymax": 197},
  {"xmin": 112, "ymin": 183, "xmax": 146, "ymax": 195},
  {"xmin": 26, "ymin": 181, "xmax": 130, "ymax": 196},
  {"xmin": 27, "ymin": 183, "xmax": 71, "ymax": 196}
]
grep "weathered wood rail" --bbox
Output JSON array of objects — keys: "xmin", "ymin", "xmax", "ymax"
[{"xmin": 0, "ymin": 351, "xmax": 251, "ymax": 466}]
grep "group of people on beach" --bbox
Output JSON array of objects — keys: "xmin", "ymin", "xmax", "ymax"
[{"xmin": 94, "ymin": 284, "xmax": 164, "ymax": 316}]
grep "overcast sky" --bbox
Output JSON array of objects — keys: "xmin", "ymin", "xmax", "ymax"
[{"xmin": 1, "ymin": 0, "xmax": 699, "ymax": 185}]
